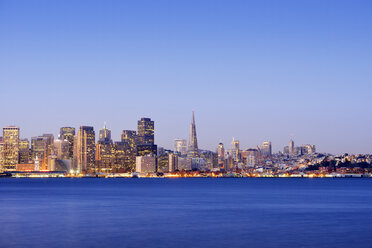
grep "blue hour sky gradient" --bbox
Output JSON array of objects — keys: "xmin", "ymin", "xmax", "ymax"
[{"xmin": 0, "ymin": 0, "xmax": 371, "ymax": 154}]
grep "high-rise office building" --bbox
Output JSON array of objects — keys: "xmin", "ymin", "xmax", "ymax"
[
  {"xmin": 60, "ymin": 127, "xmax": 75, "ymax": 159},
  {"xmin": 96, "ymin": 124, "xmax": 114, "ymax": 172},
  {"xmin": 137, "ymin": 118, "xmax": 157, "ymax": 156},
  {"xmin": 2, "ymin": 126, "xmax": 20, "ymax": 171},
  {"xmin": 121, "ymin": 130, "xmax": 138, "ymax": 170},
  {"xmin": 99, "ymin": 122, "xmax": 111, "ymax": 142},
  {"xmin": 169, "ymin": 153, "xmax": 178, "ymax": 172},
  {"xmin": 54, "ymin": 139, "xmax": 69, "ymax": 160},
  {"xmin": 31, "ymin": 134, "xmax": 54, "ymax": 170},
  {"xmin": 231, "ymin": 137, "xmax": 240, "ymax": 162},
  {"xmin": 260, "ymin": 141, "xmax": 272, "ymax": 157},
  {"xmin": 75, "ymin": 126, "xmax": 96, "ymax": 172},
  {"xmin": 96, "ymin": 141, "xmax": 114, "ymax": 172},
  {"xmin": 289, "ymin": 139, "xmax": 295, "ymax": 156},
  {"xmin": 217, "ymin": 142, "xmax": 225, "ymax": 159},
  {"xmin": 19, "ymin": 138, "xmax": 30, "ymax": 164},
  {"xmin": 137, "ymin": 118, "xmax": 154, "ymax": 145},
  {"xmin": 174, "ymin": 139, "xmax": 187, "ymax": 155},
  {"xmin": 187, "ymin": 111, "xmax": 199, "ymax": 159},
  {"xmin": 114, "ymin": 141, "xmax": 134, "ymax": 172},
  {"xmin": 31, "ymin": 136, "xmax": 49, "ymax": 160},
  {"xmin": 136, "ymin": 154, "xmax": 156, "ymax": 173}
]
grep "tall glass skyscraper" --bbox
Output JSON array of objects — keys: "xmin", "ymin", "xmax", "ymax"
[
  {"xmin": 187, "ymin": 111, "xmax": 199, "ymax": 159},
  {"xmin": 137, "ymin": 118, "xmax": 157, "ymax": 156},
  {"xmin": 75, "ymin": 126, "xmax": 95, "ymax": 172},
  {"xmin": 2, "ymin": 126, "xmax": 20, "ymax": 171},
  {"xmin": 137, "ymin": 118, "xmax": 154, "ymax": 145},
  {"xmin": 60, "ymin": 127, "xmax": 75, "ymax": 159}
]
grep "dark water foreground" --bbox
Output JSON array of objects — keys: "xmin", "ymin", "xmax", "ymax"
[{"xmin": 1, "ymin": 178, "xmax": 372, "ymax": 248}]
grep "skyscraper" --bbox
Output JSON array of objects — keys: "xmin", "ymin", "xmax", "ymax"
[
  {"xmin": 96, "ymin": 123, "xmax": 114, "ymax": 172},
  {"xmin": 99, "ymin": 122, "xmax": 111, "ymax": 142},
  {"xmin": 114, "ymin": 141, "xmax": 133, "ymax": 172},
  {"xmin": 121, "ymin": 130, "xmax": 138, "ymax": 170},
  {"xmin": 289, "ymin": 139, "xmax": 295, "ymax": 156},
  {"xmin": 137, "ymin": 118, "xmax": 154, "ymax": 145},
  {"xmin": 2, "ymin": 126, "xmax": 20, "ymax": 171},
  {"xmin": 75, "ymin": 126, "xmax": 96, "ymax": 172},
  {"xmin": 260, "ymin": 141, "xmax": 272, "ymax": 157},
  {"xmin": 174, "ymin": 139, "xmax": 187, "ymax": 155},
  {"xmin": 31, "ymin": 136, "xmax": 48, "ymax": 161},
  {"xmin": 19, "ymin": 138, "xmax": 30, "ymax": 163},
  {"xmin": 187, "ymin": 111, "xmax": 199, "ymax": 159},
  {"xmin": 231, "ymin": 137, "xmax": 240, "ymax": 162},
  {"xmin": 60, "ymin": 127, "xmax": 75, "ymax": 159},
  {"xmin": 137, "ymin": 118, "xmax": 157, "ymax": 156},
  {"xmin": 217, "ymin": 142, "xmax": 225, "ymax": 159},
  {"xmin": 54, "ymin": 139, "xmax": 69, "ymax": 160}
]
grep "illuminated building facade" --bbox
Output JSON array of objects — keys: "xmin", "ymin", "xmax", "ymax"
[
  {"xmin": 136, "ymin": 154, "xmax": 156, "ymax": 173},
  {"xmin": 260, "ymin": 141, "xmax": 272, "ymax": 158},
  {"xmin": 113, "ymin": 141, "xmax": 133, "ymax": 172},
  {"xmin": 157, "ymin": 149, "xmax": 173, "ymax": 173},
  {"xmin": 96, "ymin": 124, "xmax": 114, "ymax": 172},
  {"xmin": 99, "ymin": 122, "xmax": 111, "ymax": 142},
  {"xmin": 121, "ymin": 130, "xmax": 138, "ymax": 171},
  {"xmin": 169, "ymin": 153, "xmax": 178, "ymax": 172},
  {"xmin": 60, "ymin": 127, "xmax": 75, "ymax": 159},
  {"xmin": 137, "ymin": 118, "xmax": 157, "ymax": 156},
  {"xmin": 54, "ymin": 139, "xmax": 69, "ymax": 160},
  {"xmin": 2, "ymin": 126, "xmax": 20, "ymax": 171},
  {"xmin": 19, "ymin": 138, "xmax": 30, "ymax": 164},
  {"xmin": 200, "ymin": 150, "xmax": 218, "ymax": 170},
  {"xmin": 289, "ymin": 139, "xmax": 295, "ymax": 156},
  {"xmin": 174, "ymin": 139, "xmax": 187, "ymax": 155},
  {"xmin": 31, "ymin": 136, "xmax": 49, "ymax": 161},
  {"xmin": 187, "ymin": 111, "xmax": 199, "ymax": 161},
  {"xmin": 75, "ymin": 126, "xmax": 96, "ymax": 172},
  {"xmin": 137, "ymin": 118, "xmax": 154, "ymax": 145},
  {"xmin": 231, "ymin": 137, "xmax": 240, "ymax": 162}
]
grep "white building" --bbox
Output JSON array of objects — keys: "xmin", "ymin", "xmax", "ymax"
[
  {"xmin": 136, "ymin": 154, "xmax": 156, "ymax": 173},
  {"xmin": 174, "ymin": 139, "xmax": 187, "ymax": 156},
  {"xmin": 168, "ymin": 153, "xmax": 178, "ymax": 172}
]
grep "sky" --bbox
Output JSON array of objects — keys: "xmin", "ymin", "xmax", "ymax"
[{"xmin": 0, "ymin": 0, "xmax": 371, "ymax": 154}]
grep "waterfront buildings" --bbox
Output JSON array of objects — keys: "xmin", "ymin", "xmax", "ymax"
[
  {"xmin": 54, "ymin": 138, "xmax": 69, "ymax": 160},
  {"xmin": 121, "ymin": 130, "xmax": 138, "ymax": 171},
  {"xmin": 2, "ymin": 126, "xmax": 20, "ymax": 171},
  {"xmin": 137, "ymin": 118, "xmax": 154, "ymax": 145},
  {"xmin": 289, "ymin": 139, "xmax": 295, "ymax": 156},
  {"xmin": 0, "ymin": 114, "xmax": 326, "ymax": 176},
  {"xmin": 174, "ymin": 139, "xmax": 187, "ymax": 155},
  {"xmin": 231, "ymin": 137, "xmax": 240, "ymax": 162},
  {"xmin": 18, "ymin": 138, "xmax": 30, "ymax": 164},
  {"xmin": 136, "ymin": 154, "xmax": 156, "ymax": 173},
  {"xmin": 187, "ymin": 111, "xmax": 199, "ymax": 161},
  {"xmin": 60, "ymin": 127, "xmax": 75, "ymax": 159},
  {"xmin": 261, "ymin": 141, "xmax": 272, "ymax": 158},
  {"xmin": 114, "ymin": 141, "xmax": 133, "ymax": 172},
  {"xmin": 169, "ymin": 153, "xmax": 178, "ymax": 172},
  {"xmin": 74, "ymin": 126, "xmax": 96, "ymax": 172},
  {"xmin": 137, "ymin": 118, "xmax": 157, "ymax": 156},
  {"xmin": 96, "ymin": 124, "xmax": 114, "ymax": 172}
]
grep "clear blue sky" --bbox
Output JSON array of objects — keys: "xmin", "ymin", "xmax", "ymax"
[{"xmin": 1, "ymin": 0, "xmax": 371, "ymax": 154}]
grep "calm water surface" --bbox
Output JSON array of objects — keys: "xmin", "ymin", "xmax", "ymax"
[{"xmin": 1, "ymin": 178, "xmax": 372, "ymax": 248}]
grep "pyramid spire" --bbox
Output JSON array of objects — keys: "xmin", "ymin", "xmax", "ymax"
[{"xmin": 188, "ymin": 111, "xmax": 199, "ymax": 159}]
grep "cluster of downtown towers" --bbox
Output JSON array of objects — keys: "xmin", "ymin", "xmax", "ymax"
[{"xmin": 0, "ymin": 112, "xmax": 204, "ymax": 173}]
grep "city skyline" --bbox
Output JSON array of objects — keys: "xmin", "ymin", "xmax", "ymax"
[
  {"xmin": 1, "ymin": 1, "xmax": 372, "ymax": 154},
  {"xmin": 0, "ymin": 113, "xmax": 368, "ymax": 155}
]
